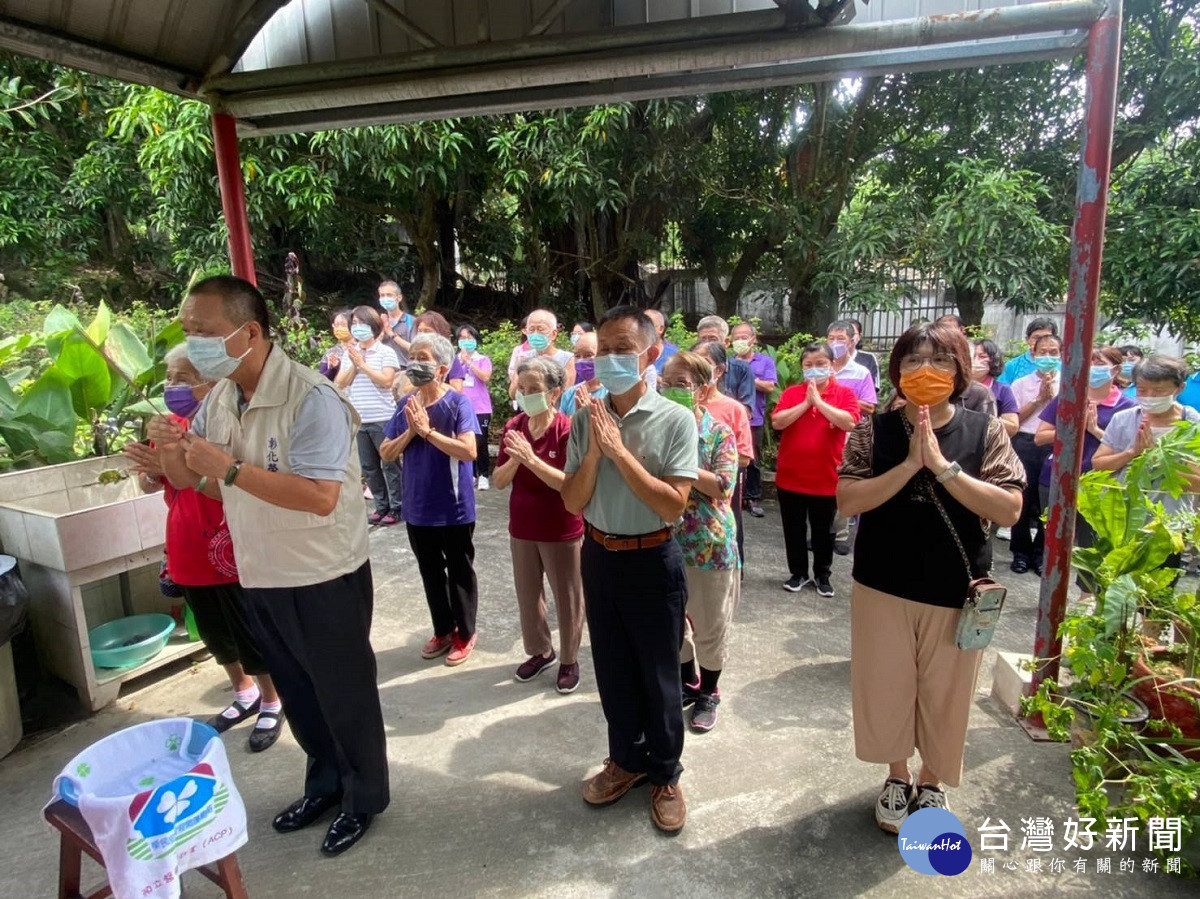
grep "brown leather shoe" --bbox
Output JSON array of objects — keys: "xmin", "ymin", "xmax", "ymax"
[
  {"xmin": 650, "ymin": 784, "xmax": 686, "ymax": 833},
  {"xmin": 582, "ymin": 758, "xmax": 648, "ymax": 806}
]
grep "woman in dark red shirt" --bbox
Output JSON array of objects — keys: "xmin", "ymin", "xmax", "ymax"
[
  {"xmin": 770, "ymin": 342, "xmax": 860, "ymax": 597},
  {"xmin": 123, "ymin": 345, "xmax": 283, "ymax": 751},
  {"xmin": 493, "ymin": 355, "xmax": 586, "ymax": 694}
]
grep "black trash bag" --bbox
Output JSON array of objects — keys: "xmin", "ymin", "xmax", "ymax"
[{"xmin": 0, "ymin": 555, "xmax": 30, "ymax": 647}]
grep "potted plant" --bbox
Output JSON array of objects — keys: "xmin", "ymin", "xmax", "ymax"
[{"xmin": 1023, "ymin": 418, "xmax": 1200, "ymax": 874}]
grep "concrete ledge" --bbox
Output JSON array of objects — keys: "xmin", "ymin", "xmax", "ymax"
[{"xmin": 991, "ymin": 651, "xmax": 1033, "ymax": 716}]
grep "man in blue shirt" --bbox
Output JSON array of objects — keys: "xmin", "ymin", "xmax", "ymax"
[
  {"xmin": 696, "ymin": 315, "xmax": 754, "ymax": 413},
  {"xmin": 1180, "ymin": 367, "xmax": 1200, "ymax": 412},
  {"xmin": 999, "ymin": 318, "xmax": 1059, "ymax": 385}
]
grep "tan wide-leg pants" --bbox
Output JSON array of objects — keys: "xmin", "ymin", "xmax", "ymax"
[{"xmin": 510, "ymin": 536, "xmax": 586, "ymax": 665}]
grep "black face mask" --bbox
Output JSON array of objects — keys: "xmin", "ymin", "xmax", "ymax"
[{"xmin": 407, "ymin": 360, "xmax": 437, "ymax": 385}]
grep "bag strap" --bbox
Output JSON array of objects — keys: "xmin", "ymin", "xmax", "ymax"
[{"xmin": 899, "ymin": 414, "xmax": 973, "ymax": 579}]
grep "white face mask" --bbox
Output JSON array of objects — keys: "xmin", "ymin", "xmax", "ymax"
[{"xmin": 1137, "ymin": 395, "xmax": 1175, "ymax": 415}]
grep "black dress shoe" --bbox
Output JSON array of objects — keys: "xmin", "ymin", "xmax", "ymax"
[
  {"xmin": 248, "ymin": 710, "xmax": 285, "ymax": 753},
  {"xmin": 272, "ymin": 794, "xmax": 342, "ymax": 833},
  {"xmin": 321, "ymin": 812, "xmax": 373, "ymax": 856},
  {"xmin": 1010, "ymin": 558, "xmax": 1029, "ymax": 574}
]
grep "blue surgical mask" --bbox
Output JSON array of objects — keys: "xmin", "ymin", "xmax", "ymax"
[
  {"xmin": 803, "ymin": 367, "xmax": 830, "ymax": 382},
  {"xmin": 459, "ymin": 339, "xmax": 477, "ymax": 353},
  {"xmin": 380, "ymin": 297, "xmax": 399, "ymax": 312},
  {"xmin": 570, "ymin": 333, "xmax": 581, "ymax": 346},
  {"xmin": 527, "ymin": 332, "xmax": 551, "ymax": 352},
  {"xmin": 186, "ymin": 324, "xmax": 249, "ymax": 381},
  {"xmin": 1089, "ymin": 365, "xmax": 1113, "ymax": 388},
  {"xmin": 1033, "ymin": 356, "xmax": 1062, "ymax": 374},
  {"xmin": 351, "ymin": 324, "xmax": 373, "ymax": 343},
  {"xmin": 594, "ymin": 352, "xmax": 643, "ymax": 395},
  {"xmin": 1121, "ymin": 360, "xmax": 1136, "ymax": 379}
]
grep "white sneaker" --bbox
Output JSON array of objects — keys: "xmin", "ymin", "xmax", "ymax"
[
  {"xmin": 478, "ymin": 477, "xmax": 489, "ymax": 491},
  {"xmin": 875, "ymin": 777, "xmax": 914, "ymax": 834},
  {"xmin": 363, "ymin": 485, "xmax": 373, "ymax": 499},
  {"xmin": 914, "ymin": 783, "xmax": 949, "ymax": 811},
  {"xmin": 996, "ymin": 526, "xmax": 1011, "ymax": 541}
]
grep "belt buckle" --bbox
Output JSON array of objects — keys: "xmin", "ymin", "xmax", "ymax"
[{"xmin": 601, "ymin": 533, "xmax": 620, "ymax": 551}]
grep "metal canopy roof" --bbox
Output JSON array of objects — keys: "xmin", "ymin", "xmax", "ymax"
[{"xmin": 0, "ymin": 0, "xmax": 1105, "ymax": 135}]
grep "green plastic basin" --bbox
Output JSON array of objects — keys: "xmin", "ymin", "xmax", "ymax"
[{"xmin": 88, "ymin": 613, "xmax": 176, "ymax": 669}]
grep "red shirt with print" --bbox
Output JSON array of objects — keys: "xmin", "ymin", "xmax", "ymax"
[
  {"xmin": 161, "ymin": 415, "xmax": 239, "ymax": 586},
  {"xmin": 497, "ymin": 411, "xmax": 584, "ymax": 543},
  {"xmin": 774, "ymin": 380, "xmax": 861, "ymax": 496}
]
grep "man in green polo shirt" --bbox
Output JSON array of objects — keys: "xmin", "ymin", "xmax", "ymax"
[{"xmin": 562, "ymin": 305, "xmax": 698, "ymax": 833}]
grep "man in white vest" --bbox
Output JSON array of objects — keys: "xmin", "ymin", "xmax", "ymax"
[{"xmin": 148, "ymin": 276, "xmax": 388, "ymax": 857}]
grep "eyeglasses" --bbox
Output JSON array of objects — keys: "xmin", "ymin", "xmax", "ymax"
[
  {"xmin": 660, "ymin": 380, "xmax": 697, "ymax": 390},
  {"xmin": 899, "ymin": 353, "xmax": 958, "ymax": 373}
]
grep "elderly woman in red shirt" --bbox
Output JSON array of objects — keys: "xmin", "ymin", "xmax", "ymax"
[{"xmin": 771, "ymin": 342, "xmax": 861, "ymax": 598}]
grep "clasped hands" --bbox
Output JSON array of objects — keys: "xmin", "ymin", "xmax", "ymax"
[
  {"xmin": 906, "ymin": 405, "xmax": 953, "ymax": 478},
  {"xmin": 405, "ymin": 398, "xmax": 433, "ymax": 440},
  {"xmin": 575, "ymin": 384, "xmax": 625, "ymax": 461},
  {"xmin": 145, "ymin": 416, "xmax": 235, "ymax": 479}
]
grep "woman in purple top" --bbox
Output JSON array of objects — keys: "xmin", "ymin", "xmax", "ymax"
[
  {"xmin": 318, "ymin": 309, "xmax": 354, "ymax": 381},
  {"xmin": 1033, "ymin": 345, "xmax": 1134, "ymax": 596},
  {"xmin": 453, "ymin": 324, "xmax": 495, "ymax": 490},
  {"xmin": 971, "ymin": 340, "xmax": 1019, "ymax": 437},
  {"xmin": 381, "ymin": 333, "xmax": 482, "ymax": 668}
]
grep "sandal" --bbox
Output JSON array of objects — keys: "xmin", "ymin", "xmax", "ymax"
[
  {"xmin": 248, "ymin": 709, "xmax": 286, "ymax": 752},
  {"xmin": 206, "ymin": 696, "xmax": 261, "ymax": 734}
]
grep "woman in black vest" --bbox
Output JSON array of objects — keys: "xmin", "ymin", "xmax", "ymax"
[{"xmin": 837, "ymin": 321, "xmax": 1025, "ymax": 835}]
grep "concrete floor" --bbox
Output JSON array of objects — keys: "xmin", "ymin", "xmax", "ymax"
[{"xmin": 1, "ymin": 490, "xmax": 1194, "ymax": 898}]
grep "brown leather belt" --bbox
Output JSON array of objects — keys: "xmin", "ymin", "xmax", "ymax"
[{"xmin": 587, "ymin": 524, "xmax": 672, "ymax": 552}]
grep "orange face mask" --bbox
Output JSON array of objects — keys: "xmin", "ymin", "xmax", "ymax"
[
  {"xmin": 333, "ymin": 325, "xmax": 351, "ymax": 342},
  {"xmin": 899, "ymin": 367, "xmax": 956, "ymax": 407}
]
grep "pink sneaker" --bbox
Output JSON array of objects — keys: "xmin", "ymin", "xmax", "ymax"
[
  {"xmin": 445, "ymin": 633, "xmax": 476, "ymax": 667},
  {"xmin": 420, "ymin": 633, "xmax": 453, "ymax": 659}
]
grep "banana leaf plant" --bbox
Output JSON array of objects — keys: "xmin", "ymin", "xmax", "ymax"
[{"xmin": 0, "ymin": 302, "xmax": 183, "ymax": 468}]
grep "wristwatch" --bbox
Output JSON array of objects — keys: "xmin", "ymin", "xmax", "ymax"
[
  {"xmin": 223, "ymin": 459, "xmax": 245, "ymax": 487},
  {"xmin": 936, "ymin": 461, "xmax": 962, "ymax": 484}
]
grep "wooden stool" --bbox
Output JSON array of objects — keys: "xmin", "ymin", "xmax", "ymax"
[{"xmin": 44, "ymin": 799, "xmax": 248, "ymax": 899}]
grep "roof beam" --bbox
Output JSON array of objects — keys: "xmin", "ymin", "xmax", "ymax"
[
  {"xmin": 220, "ymin": 0, "xmax": 1103, "ymax": 120},
  {"xmin": 234, "ymin": 32, "xmax": 1086, "ymax": 137},
  {"xmin": 528, "ymin": 0, "xmax": 579, "ymax": 36},
  {"xmin": 364, "ymin": 0, "xmax": 442, "ymax": 49},
  {"xmin": 204, "ymin": 0, "xmax": 293, "ymax": 79},
  {"xmin": 205, "ymin": 6, "xmax": 796, "ymax": 93},
  {"xmin": 0, "ymin": 14, "xmax": 195, "ymax": 93}
]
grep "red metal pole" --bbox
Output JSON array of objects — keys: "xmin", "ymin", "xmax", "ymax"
[
  {"xmin": 1028, "ymin": 0, "xmax": 1122, "ymax": 700},
  {"xmin": 211, "ymin": 110, "xmax": 257, "ymax": 285}
]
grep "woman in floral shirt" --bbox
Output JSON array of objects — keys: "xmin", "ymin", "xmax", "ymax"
[{"xmin": 660, "ymin": 351, "xmax": 740, "ymax": 733}]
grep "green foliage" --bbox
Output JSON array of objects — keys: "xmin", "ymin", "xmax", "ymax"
[
  {"xmin": 1023, "ymin": 419, "xmax": 1200, "ymax": 872},
  {"xmin": 1102, "ymin": 138, "xmax": 1200, "ymax": 342},
  {"xmin": 0, "ymin": 302, "xmax": 181, "ymax": 468}
]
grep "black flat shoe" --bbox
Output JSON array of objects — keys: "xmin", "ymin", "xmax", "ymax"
[
  {"xmin": 320, "ymin": 812, "xmax": 373, "ymax": 856},
  {"xmin": 1010, "ymin": 558, "xmax": 1029, "ymax": 574},
  {"xmin": 206, "ymin": 697, "xmax": 261, "ymax": 734},
  {"xmin": 248, "ymin": 710, "xmax": 285, "ymax": 752},
  {"xmin": 272, "ymin": 794, "xmax": 342, "ymax": 833}
]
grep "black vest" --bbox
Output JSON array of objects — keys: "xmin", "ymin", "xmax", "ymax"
[{"xmin": 852, "ymin": 408, "xmax": 992, "ymax": 608}]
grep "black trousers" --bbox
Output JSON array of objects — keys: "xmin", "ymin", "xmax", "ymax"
[
  {"xmin": 242, "ymin": 561, "xmax": 389, "ymax": 816},
  {"xmin": 582, "ymin": 536, "xmax": 686, "ymax": 786},
  {"xmin": 474, "ymin": 413, "xmax": 492, "ymax": 479},
  {"xmin": 183, "ymin": 582, "xmax": 267, "ymax": 675},
  {"xmin": 406, "ymin": 523, "xmax": 479, "ymax": 639},
  {"xmin": 1011, "ymin": 434, "xmax": 1050, "ymax": 565},
  {"xmin": 777, "ymin": 489, "xmax": 837, "ymax": 579},
  {"xmin": 744, "ymin": 425, "xmax": 764, "ymax": 500}
]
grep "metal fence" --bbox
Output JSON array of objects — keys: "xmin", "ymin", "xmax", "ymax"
[{"xmin": 837, "ymin": 266, "xmax": 956, "ymax": 353}]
